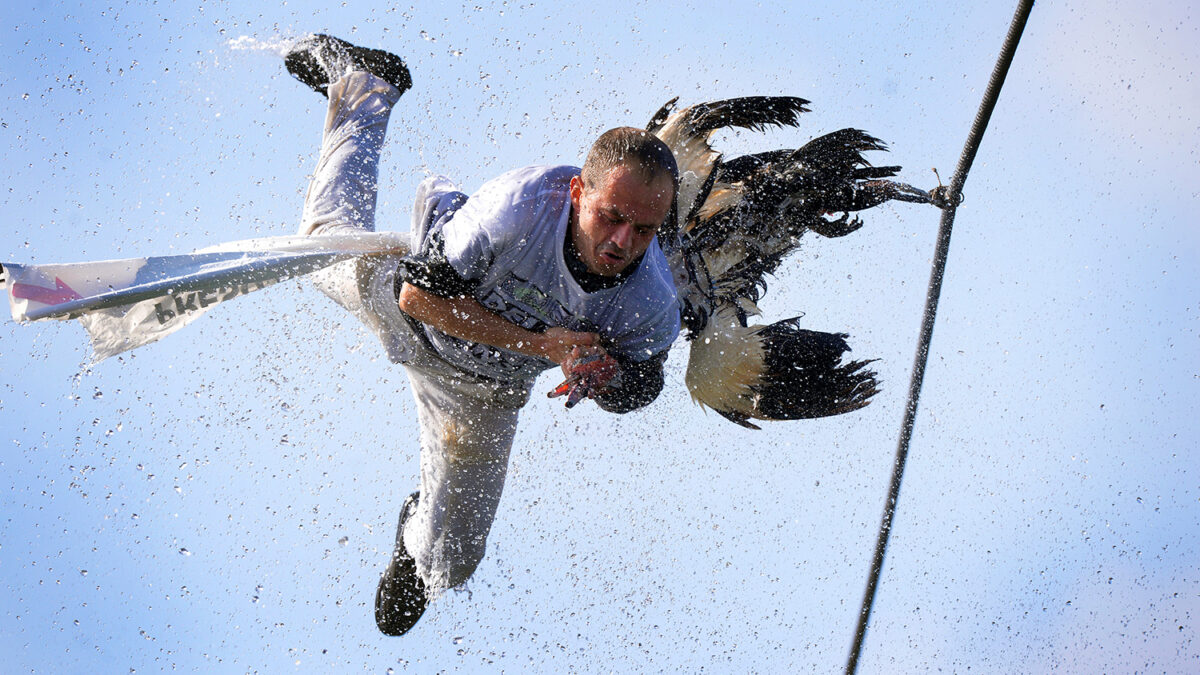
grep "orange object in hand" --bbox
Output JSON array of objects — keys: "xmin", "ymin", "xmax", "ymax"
[{"xmin": 548, "ymin": 352, "xmax": 619, "ymax": 408}]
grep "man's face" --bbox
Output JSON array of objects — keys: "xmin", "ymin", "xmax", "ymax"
[{"xmin": 569, "ymin": 164, "xmax": 674, "ymax": 277}]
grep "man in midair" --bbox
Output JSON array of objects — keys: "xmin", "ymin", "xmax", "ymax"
[{"xmin": 284, "ymin": 34, "xmax": 680, "ymax": 635}]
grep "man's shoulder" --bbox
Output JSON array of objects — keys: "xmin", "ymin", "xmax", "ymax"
[
  {"xmin": 632, "ymin": 242, "xmax": 680, "ymax": 309},
  {"xmin": 605, "ymin": 242, "xmax": 679, "ymax": 329},
  {"xmin": 448, "ymin": 165, "xmax": 577, "ymax": 243},
  {"xmin": 483, "ymin": 164, "xmax": 579, "ymax": 198}
]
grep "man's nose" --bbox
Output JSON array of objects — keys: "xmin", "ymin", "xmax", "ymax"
[{"xmin": 610, "ymin": 223, "xmax": 634, "ymax": 251}]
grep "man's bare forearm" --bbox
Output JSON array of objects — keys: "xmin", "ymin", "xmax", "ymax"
[{"xmin": 397, "ymin": 282, "xmax": 596, "ymax": 365}]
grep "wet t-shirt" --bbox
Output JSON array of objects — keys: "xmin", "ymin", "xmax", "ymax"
[{"xmin": 420, "ymin": 165, "xmax": 679, "ymax": 384}]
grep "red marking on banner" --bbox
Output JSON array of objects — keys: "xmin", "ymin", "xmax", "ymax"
[{"xmin": 11, "ymin": 277, "xmax": 83, "ymax": 306}]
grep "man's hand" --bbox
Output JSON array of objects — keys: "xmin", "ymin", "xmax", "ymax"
[
  {"xmin": 398, "ymin": 283, "xmax": 621, "ymax": 407},
  {"xmin": 537, "ymin": 327, "xmax": 601, "ymax": 365},
  {"xmin": 548, "ymin": 345, "xmax": 620, "ymax": 408}
]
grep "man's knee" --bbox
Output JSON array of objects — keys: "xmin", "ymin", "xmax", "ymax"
[{"xmin": 410, "ymin": 176, "xmax": 464, "ymax": 250}]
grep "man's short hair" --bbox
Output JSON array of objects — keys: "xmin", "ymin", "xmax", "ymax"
[{"xmin": 581, "ymin": 127, "xmax": 679, "ymax": 192}]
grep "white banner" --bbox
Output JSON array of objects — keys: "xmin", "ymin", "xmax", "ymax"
[{"xmin": 3, "ymin": 232, "xmax": 409, "ymax": 361}]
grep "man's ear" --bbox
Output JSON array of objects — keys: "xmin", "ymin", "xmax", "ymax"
[{"xmin": 569, "ymin": 175, "xmax": 583, "ymax": 211}]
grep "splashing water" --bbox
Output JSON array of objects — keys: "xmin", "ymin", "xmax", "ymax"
[{"xmin": 226, "ymin": 35, "xmax": 301, "ymax": 58}]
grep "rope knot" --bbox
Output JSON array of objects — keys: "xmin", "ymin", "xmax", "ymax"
[{"xmin": 928, "ymin": 185, "xmax": 964, "ymax": 210}]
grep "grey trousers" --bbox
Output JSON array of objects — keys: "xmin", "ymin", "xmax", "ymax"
[{"xmin": 298, "ymin": 71, "xmax": 530, "ymax": 594}]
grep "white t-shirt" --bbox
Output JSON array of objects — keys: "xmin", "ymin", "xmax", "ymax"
[{"xmin": 422, "ymin": 165, "xmax": 680, "ymax": 384}]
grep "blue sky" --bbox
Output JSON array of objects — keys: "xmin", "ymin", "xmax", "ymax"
[{"xmin": 2, "ymin": 1, "xmax": 1197, "ymax": 672}]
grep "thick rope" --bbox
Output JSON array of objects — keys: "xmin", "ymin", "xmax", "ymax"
[{"xmin": 844, "ymin": 2, "xmax": 1035, "ymax": 672}]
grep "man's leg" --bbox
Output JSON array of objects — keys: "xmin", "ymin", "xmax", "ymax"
[
  {"xmin": 375, "ymin": 365, "xmax": 528, "ymax": 635},
  {"xmin": 403, "ymin": 367, "xmax": 527, "ymax": 592},
  {"xmin": 298, "ymin": 70, "xmax": 401, "ymax": 237},
  {"xmin": 291, "ymin": 43, "xmax": 417, "ymax": 353}
]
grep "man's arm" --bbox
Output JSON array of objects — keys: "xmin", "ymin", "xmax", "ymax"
[
  {"xmin": 397, "ymin": 282, "xmax": 598, "ymax": 366},
  {"xmin": 403, "ymin": 281, "xmax": 662, "ymax": 412}
]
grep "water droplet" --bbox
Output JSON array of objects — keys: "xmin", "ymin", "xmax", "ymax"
[
  {"xmin": 92, "ymin": 390, "xmax": 103, "ymax": 400},
  {"xmin": 338, "ymin": 536, "xmax": 349, "ymax": 546},
  {"xmin": 179, "ymin": 548, "xmax": 191, "ymax": 556},
  {"xmin": 22, "ymin": 93, "xmax": 30, "ymax": 100},
  {"xmin": 80, "ymin": 569, "xmax": 88, "ymax": 576},
  {"xmin": 452, "ymin": 635, "xmax": 464, "ymax": 645}
]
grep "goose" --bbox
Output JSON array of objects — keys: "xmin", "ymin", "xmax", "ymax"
[{"xmin": 648, "ymin": 96, "xmax": 935, "ymax": 428}]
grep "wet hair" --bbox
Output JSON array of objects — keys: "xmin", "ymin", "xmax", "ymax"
[{"xmin": 580, "ymin": 127, "xmax": 679, "ymax": 192}]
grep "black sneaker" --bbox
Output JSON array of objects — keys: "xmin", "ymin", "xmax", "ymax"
[
  {"xmin": 375, "ymin": 491, "xmax": 428, "ymax": 636},
  {"xmin": 285, "ymin": 34, "xmax": 412, "ymax": 98}
]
